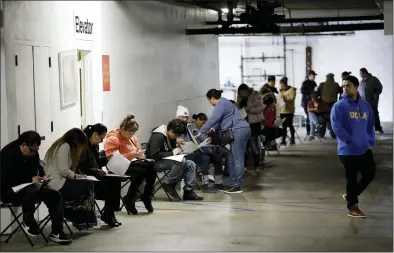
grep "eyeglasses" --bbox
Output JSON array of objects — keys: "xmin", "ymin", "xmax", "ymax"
[{"xmin": 29, "ymin": 146, "xmax": 39, "ymax": 153}]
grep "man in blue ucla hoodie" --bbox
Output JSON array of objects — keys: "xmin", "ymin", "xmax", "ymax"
[{"xmin": 330, "ymin": 75, "xmax": 376, "ymax": 218}]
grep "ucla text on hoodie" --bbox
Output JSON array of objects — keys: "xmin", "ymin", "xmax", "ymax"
[{"xmin": 330, "ymin": 94, "xmax": 375, "ymax": 156}]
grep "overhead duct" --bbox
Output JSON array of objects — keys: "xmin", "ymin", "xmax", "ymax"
[
  {"xmin": 205, "ymin": 14, "xmax": 384, "ymax": 25},
  {"xmin": 185, "ymin": 22, "xmax": 384, "ymax": 35}
]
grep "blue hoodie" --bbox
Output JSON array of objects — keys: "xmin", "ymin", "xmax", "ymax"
[
  {"xmin": 200, "ymin": 97, "xmax": 249, "ymax": 134},
  {"xmin": 330, "ymin": 93, "xmax": 375, "ymax": 155}
]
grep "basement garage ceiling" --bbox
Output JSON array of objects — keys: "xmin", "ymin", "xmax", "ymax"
[{"xmin": 175, "ymin": 0, "xmax": 388, "ymax": 11}]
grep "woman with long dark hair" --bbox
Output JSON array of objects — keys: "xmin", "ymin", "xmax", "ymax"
[
  {"xmin": 199, "ymin": 89, "xmax": 251, "ymax": 194},
  {"xmin": 44, "ymin": 128, "xmax": 96, "ymax": 230},
  {"xmin": 78, "ymin": 123, "xmax": 122, "ymax": 227}
]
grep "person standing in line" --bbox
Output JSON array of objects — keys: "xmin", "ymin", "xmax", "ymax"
[
  {"xmin": 200, "ymin": 89, "xmax": 250, "ymax": 194},
  {"xmin": 260, "ymin": 75, "xmax": 278, "ymax": 94},
  {"xmin": 359, "ymin": 68, "xmax": 384, "ymax": 134},
  {"xmin": 300, "ymin": 70, "xmax": 317, "ymax": 136},
  {"xmin": 237, "ymin": 84, "xmax": 265, "ymax": 173},
  {"xmin": 330, "ymin": 75, "xmax": 376, "ymax": 218},
  {"xmin": 279, "ymin": 77, "xmax": 297, "ymax": 146}
]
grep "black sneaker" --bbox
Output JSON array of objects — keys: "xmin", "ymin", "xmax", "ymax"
[
  {"xmin": 183, "ymin": 191, "xmax": 204, "ymax": 201},
  {"xmin": 223, "ymin": 186, "xmax": 243, "ymax": 194},
  {"xmin": 162, "ymin": 183, "xmax": 180, "ymax": 200},
  {"xmin": 201, "ymin": 184, "xmax": 218, "ymax": 193},
  {"xmin": 48, "ymin": 231, "xmax": 72, "ymax": 245},
  {"xmin": 21, "ymin": 222, "xmax": 40, "ymax": 237},
  {"xmin": 214, "ymin": 184, "xmax": 226, "ymax": 191}
]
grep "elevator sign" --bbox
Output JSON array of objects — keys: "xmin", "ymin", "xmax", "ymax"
[{"xmin": 74, "ymin": 11, "xmax": 94, "ymax": 41}]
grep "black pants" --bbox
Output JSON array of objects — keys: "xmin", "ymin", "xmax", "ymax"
[
  {"xmin": 245, "ymin": 123, "xmax": 263, "ymax": 168},
  {"xmin": 186, "ymin": 150, "xmax": 222, "ymax": 175},
  {"xmin": 303, "ymin": 106, "xmax": 310, "ymax": 135},
  {"xmin": 339, "ymin": 149, "xmax": 376, "ymax": 209},
  {"xmin": 280, "ymin": 113, "xmax": 295, "ymax": 143},
  {"xmin": 94, "ymin": 178, "xmax": 121, "ymax": 213},
  {"xmin": 372, "ymin": 107, "xmax": 383, "ymax": 132},
  {"xmin": 10, "ymin": 185, "xmax": 64, "ymax": 234},
  {"xmin": 125, "ymin": 166, "xmax": 157, "ymax": 202}
]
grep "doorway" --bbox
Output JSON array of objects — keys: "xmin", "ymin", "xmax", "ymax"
[
  {"xmin": 14, "ymin": 44, "xmax": 51, "ymax": 157},
  {"xmin": 78, "ymin": 49, "xmax": 92, "ymax": 130}
]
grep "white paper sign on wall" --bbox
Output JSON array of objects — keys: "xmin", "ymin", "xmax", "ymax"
[{"xmin": 73, "ymin": 11, "xmax": 94, "ymax": 41}]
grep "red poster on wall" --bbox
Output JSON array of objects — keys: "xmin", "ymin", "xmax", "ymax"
[{"xmin": 102, "ymin": 55, "xmax": 110, "ymax": 92}]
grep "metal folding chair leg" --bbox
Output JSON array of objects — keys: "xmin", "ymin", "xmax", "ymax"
[
  {"xmin": 1, "ymin": 203, "xmax": 46, "ymax": 247},
  {"xmin": 153, "ymin": 171, "xmax": 181, "ymax": 201},
  {"xmin": 38, "ymin": 214, "xmax": 73, "ymax": 236}
]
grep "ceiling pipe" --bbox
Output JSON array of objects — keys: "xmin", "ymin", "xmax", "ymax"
[
  {"xmin": 185, "ymin": 22, "xmax": 384, "ymax": 35},
  {"xmin": 205, "ymin": 14, "xmax": 384, "ymax": 25}
]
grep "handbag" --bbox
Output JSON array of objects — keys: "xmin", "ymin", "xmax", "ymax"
[{"xmin": 220, "ymin": 103, "xmax": 236, "ymax": 146}]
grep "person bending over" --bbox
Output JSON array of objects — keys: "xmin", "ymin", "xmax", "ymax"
[
  {"xmin": 104, "ymin": 114, "xmax": 157, "ymax": 215},
  {"xmin": 331, "ymin": 75, "xmax": 376, "ymax": 218},
  {"xmin": 44, "ymin": 128, "xmax": 96, "ymax": 231},
  {"xmin": 0, "ymin": 131, "xmax": 71, "ymax": 245},
  {"xmin": 78, "ymin": 123, "xmax": 122, "ymax": 227},
  {"xmin": 146, "ymin": 119, "xmax": 203, "ymax": 201}
]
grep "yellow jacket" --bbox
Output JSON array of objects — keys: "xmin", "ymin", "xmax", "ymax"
[{"xmin": 279, "ymin": 86, "xmax": 296, "ymax": 114}]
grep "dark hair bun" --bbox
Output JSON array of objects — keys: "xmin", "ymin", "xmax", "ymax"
[{"xmin": 125, "ymin": 114, "xmax": 135, "ymax": 120}]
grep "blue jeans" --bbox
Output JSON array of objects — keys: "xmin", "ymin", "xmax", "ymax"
[
  {"xmin": 165, "ymin": 158, "xmax": 196, "ymax": 191},
  {"xmin": 228, "ymin": 127, "xmax": 251, "ymax": 188},
  {"xmin": 308, "ymin": 112, "xmax": 318, "ymax": 137}
]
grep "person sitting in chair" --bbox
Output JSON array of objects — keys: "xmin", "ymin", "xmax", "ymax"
[
  {"xmin": 146, "ymin": 119, "xmax": 203, "ymax": 201},
  {"xmin": 78, "ymin": 123, "xmax": 122, "ymax": 227},
  {"xmin": 104, "ymin": 114, "xmax": 157, "ymax": 215},
  {"xmin": 307, "ymin": 92, "xmax": 326, "ymax": 141},
  {"xmin": 0, "ymin": 131, "xmax": 71, "ymax": 244}
]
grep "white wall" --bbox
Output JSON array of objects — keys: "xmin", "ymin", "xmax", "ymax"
[
  {"xmin": 2, "ymin": 1, "xmax": 219, "ymax": 145},
  {"xmin": 219, "ymin": 31, "xmax": 393, "ymax": 122},
  {"xmin": 100, "ymin": 1, "xmax": 219, "ymax": 141},
  {"xmin": 3, "ymin": 1, "xmax": 102, "ymax": 145},
  {"xmin": 1, "ymin": 26, "xmax": 8, "ymax": 148}
]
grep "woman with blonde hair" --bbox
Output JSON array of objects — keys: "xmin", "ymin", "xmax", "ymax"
[
  {"xmin": 44, "ymin": 128, "xmax": 96, "ymax": 230},
  {"xmin": 104, "ymin": 114, "xmax": 157, "ymax": 215}
]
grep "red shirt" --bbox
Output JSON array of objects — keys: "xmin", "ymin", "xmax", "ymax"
[{"xmin": 263, "ymin": 106, "xmax": 276, "ymax": 128}]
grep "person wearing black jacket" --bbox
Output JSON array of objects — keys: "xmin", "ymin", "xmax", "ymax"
[
  {"xmin": 146, "ymin": 119, "xmax": 203, "ymax": 201},
  {"xmin": 0, "ymin": 131, "xmax": 71, "ymax": 244},
  {"xmin": 260, "ymin": 75, "xmax": 279, "ymax": 95},
  {"xmin": 301, "ymin": 70, "xmax": 318, "ymax": 136},
  {"xmin": 78, "ymin": 124, "xmax": 122, "ymax": 227}
]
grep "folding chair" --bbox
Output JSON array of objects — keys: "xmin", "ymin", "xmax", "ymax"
[
  {"xmin": 153, "ymin": 167, "xmax": 181, "ymax": 201},
  {"xmin": 287, "ymin": 115, "xmax": 303, "ymax": 144},
  {"xmin": 119, "ymin": 177, "xmax": 133, "ymax": 211},
  {"xmin": 0, "ymin": 202, "xmax": 48, "ymax": 247},
  {"xmin": 38, "ymin": 214, "xmax": 73, "ymax": 237}
]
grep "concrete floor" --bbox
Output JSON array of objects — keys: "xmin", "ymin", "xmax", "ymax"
[{"xmin": 1, "ymin": 127, "xmax": 392, "ymax": 252}]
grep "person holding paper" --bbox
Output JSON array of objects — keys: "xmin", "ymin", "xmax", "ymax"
[
  {"xmin": 200, "ymin": 89, "xmax": 251, "ymax": 194},
  {"xmin": 78, "ymin": 123, "xmax": 122, "ymax": 227},
  {"xmin": 0, "ymin": 131, "xmax": 71, "ymax": 245},
  {"xmin": 44, "ymin": 128, "xmax": 96, "ymax": 231},
  {"xmin": 104, "ymin": 114, "xmax": 157, "ymax": 215},
  {"xmin": 191, "ymin": 113, "xmax": 226, "ymax": 191},
  {"xmin": 146, "ymin": 119, "xmax": 203, "ymax": 201}
]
